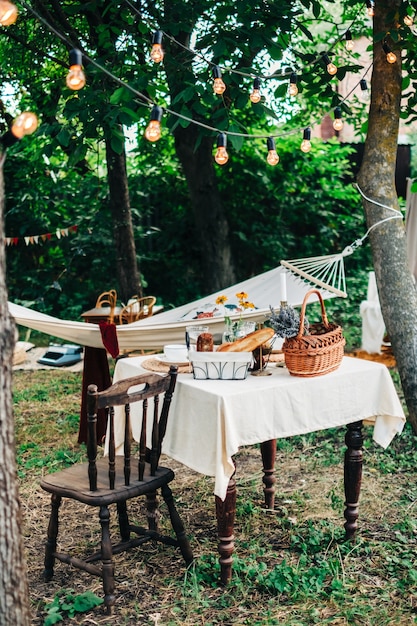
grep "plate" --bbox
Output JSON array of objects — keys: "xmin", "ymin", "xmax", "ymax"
[{"xmin": 156, "ymin": 355, "xmax": 190, "ymax": 367}]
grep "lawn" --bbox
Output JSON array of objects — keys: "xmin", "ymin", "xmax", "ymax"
[{"xmin": 13, "ymin": 367, "xmax": 417, "ymax": 625}]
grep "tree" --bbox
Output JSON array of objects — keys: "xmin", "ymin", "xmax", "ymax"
[
  {"xmin": 0, "ymin": 156, "xmax": 31, "ymax": 623},
  {"xmin": 357, "ymin": 0, "xmax": 417, "ymax": 432}
]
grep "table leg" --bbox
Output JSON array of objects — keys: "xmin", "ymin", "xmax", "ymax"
[
  {"xmin": 261, "ymin": 439, "xmax": 276, "ymax": 509},
  {"xmin": 215, "ymin": 473, "xmax": 236, "ymax": 585},
  {"xmin": 344, "ymin": 420, "xmax": 363, "ymax": 538}
]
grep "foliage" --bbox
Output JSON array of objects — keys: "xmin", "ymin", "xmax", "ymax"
[
  {"xmin": 0, "ymin": 0, "xmax": 374, "ymax": 315},
  {"xmin": 43, "ymin": 589, "xmax": 103, "ymax": 625}
]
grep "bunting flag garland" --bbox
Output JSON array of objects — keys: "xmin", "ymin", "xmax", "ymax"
[{"xmin": 5, "ymin": 224, "xmax": 78, "ymax": 246}]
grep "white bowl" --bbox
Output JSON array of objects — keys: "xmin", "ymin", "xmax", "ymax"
[{"xmin": 163, "ymin": 344, "xmax": 189, "ymax": 362}]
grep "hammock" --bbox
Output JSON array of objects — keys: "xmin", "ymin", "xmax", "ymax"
[{"xmin": 8, "ymin": 261, "xmax": 344, "ymax": 353}]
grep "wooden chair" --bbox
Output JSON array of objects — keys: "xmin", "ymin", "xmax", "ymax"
[
  {"xmin": 40, "ymin": 368, "xmax": 193, "ymax": 614},
  {"xmin": 118, "ymin": 295, "xmax": 157, "ymax": 324},
  {"xmin": 95, "ymin": 290, "xmax": 118, "ymax": 323}
]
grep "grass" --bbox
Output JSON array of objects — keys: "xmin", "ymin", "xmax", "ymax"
[{"xmin": 12, "ymin": 366, "xmax": 417, "ymax": 625}]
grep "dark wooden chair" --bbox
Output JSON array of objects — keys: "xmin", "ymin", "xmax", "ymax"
[{"xmin": 40, "ymin": 367, "xmax": 193, "ymax": 614}]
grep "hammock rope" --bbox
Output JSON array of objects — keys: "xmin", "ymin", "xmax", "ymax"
[{"xmin": 280, "ymin": 184, "xmax": 404, "ymax": 299}]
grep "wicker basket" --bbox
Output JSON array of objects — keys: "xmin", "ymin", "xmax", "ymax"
[{"xmin": 282, "ymin": 289, "xmax": 345, "ymax": 377}]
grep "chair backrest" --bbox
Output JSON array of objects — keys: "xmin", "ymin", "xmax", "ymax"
[
  {"xmin": 86, "ymin": 367, "xmax": 178, "ymax": 491},
  {"xmin": 118, "ymin": 296, "xmax": 157, "ymax": 324},
  {"xmin": 95, "ymin": 290, "xmax": 118, "ymax": 324},
  {"xmin": 95, "ymin": 289, "xmax": 117, "ymax": 309}
]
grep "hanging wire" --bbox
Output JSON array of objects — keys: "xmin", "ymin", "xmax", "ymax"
[{"xmin": 18, "ymin": 0, "xmax": 374, "ymax": 144}]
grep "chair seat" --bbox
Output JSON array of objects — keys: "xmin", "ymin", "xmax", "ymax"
[{"xmin": 41, "ymin": 459, "xmax": 175, "ymax": 506}]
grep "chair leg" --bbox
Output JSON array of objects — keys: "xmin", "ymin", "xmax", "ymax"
[
  {"xmin": 117, "ymin": 501, "xmax": 130, "ymax": 542},
  {"xmin": 146, "ymin": 491, "xmax": 159, "ymax": 531},
  {"xmin": 161, "ymin": 484, "xmax": 193, "ymax": 565},
  {"xmin": 99, "ymin": 505, "xmax": 115, "ymax": 614},
  {"xmin": 43, "ymin": 494, "xmax": 61, "ymax": 581}
]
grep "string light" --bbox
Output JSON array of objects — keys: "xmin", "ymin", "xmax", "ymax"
[
  {"xmin": 214, "ymin": 133, "xmax": 228, "ymax": 165},
  {"xmin": 366, "ymin": 0, "xmax": 375, "ymax": 17},
  {"xmin": 1, "ymin": 111, "xmax": 38, "ymax": 148},
  {"xmin": 19, "ymin": 0, "xmax": 376, "ymax": 167},
  {"xmin": 249, "ymin": 77, "xmax": 261, "ymax": 103},
  {"xmin": 345, "ymin": 30, "xmax": 354, "ymax": 51},
  {"xmin": 321, "ymin": 53, "xmax": 338, "ymax": 76},
  {"xmin": 333, "ymin": 106, "xmax": 344, "ymax": 131},
  {"xmin": 150, "ymin": 30, "xmax": 164, "ymax": 63},
  {"xmin": 0, "ymin": 1, "xmax": 17, "ymax": 25},
  {"xmin": 144, "ymin": 105, "xmax": 162, "ymax": 142},
  {"xmin": 212, "ymin": 66, "xmax": 226, "ymax": 95},
  {"xmin": 66, "ymin": 49, "xmax": 86, "ymax": 90},
  {"xmin": 289, "ymin": 72, "xmax": 298, "ymax": 96},
  {"xmin": 266, "ymin": 137, "xmax": 279, "ymax": 166},
  {"xmin": 383, "ymin": 42, "xmax": 397, "ymax": 64},
  {"xmin": 300, "ymin": 127, "xmax": 312, "ymax": 153}
]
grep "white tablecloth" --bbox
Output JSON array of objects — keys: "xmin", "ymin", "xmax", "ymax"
[{"xmin": 112, "ymin": 356, "xmax": 405, "ymax": 501}]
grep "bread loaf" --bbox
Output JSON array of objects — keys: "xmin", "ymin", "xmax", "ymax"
[
  {"xmin": 196, "ymin": 332, "xmax": 214, "ymax": 351},
  {"xmin": 217, "ymin": 327, "xmax": 274, "ymax": 352}
]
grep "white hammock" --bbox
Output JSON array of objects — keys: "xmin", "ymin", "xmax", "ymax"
[{"xmin": 8, "ymin": 260, "xmax": 344, "ymax": 352}]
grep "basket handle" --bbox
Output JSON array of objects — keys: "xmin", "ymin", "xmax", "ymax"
[{"xmin": 296, "ymin": 289, "xmax": 330, "ymax": 339}]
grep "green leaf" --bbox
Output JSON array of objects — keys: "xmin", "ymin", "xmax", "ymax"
[
  {"xmin": 109, "ymin": 86, "xmax": 132, "ymax": 105},
  {"xmin": 56, "ymin": 129, "xmax": 71, "ymax": 148}
]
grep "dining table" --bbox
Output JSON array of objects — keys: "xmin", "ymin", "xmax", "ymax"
[{"xmin": 111, "ymin": 353, "xmax": 406, "ymax": 584}]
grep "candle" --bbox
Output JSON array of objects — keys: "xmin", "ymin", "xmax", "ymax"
[{"xmin": 280, "ymin": 272, "xmax": 287, "ymax": 303}]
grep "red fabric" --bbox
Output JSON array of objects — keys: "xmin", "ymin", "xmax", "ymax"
[
  {"xmin": 98, "ymin": 321, "xmax": 119, "ymax": 358},
  {"xmin": 78, "ymin": 346, "xmax": 112, "ymax": 445}
]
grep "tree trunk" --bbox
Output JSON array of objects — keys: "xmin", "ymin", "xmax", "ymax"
[
  {"xmin": 105, "ymin": 138, "xmax": 142, "ymax": 303},
  {"xmin": 357, "ymin": 0, "xmax": 417, "ymax": 432},
  {"xmin": 0, "ymin": 160, "xmax": 31, "ymax": 624},
  {"xmin": 173, "ymin": 126, "xmax": 237, "ymax": 291},
  {"xmin": 162, "ymin": 8, "xmax": 237, "ymax": 292}
]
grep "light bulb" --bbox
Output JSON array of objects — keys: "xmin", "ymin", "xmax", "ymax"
[
  {"xmin": 300, "ymin": 128, "xmax": 311, "ymax": 153},
  {"xmin": 266, "ymin": 137, "xmax": 279, "ymax": 166},
  {"xmin": 345, "ymin": 30, "xmax": 354, "ymax": 51},
  {"xmin": 66, "ymin": 49, "xmax": 86, "ymax": 90},
  {"xmin": 215, "ymin": 133, "xmax": 228, "ymax": 165},
  {"xmin": 213, "ymin": 78, "xmax": 226, "ymax": 94},
  {"xmin": 383, "ymin": 43, "xmax": 397, "ymax": 64},
  {"xmin": 359, "ymin": 78, "xmax": 369, "ymax": 102},
  {"xmin": 327, "ymin": 62, "xmax": 337, "ymax": 75},
  {"xmin": 289, "ymin": 72, "xmax": 298, "ymax": 96},
  {"xmin": 11, "ymin": 112, "xmax": 38, "ymax": 138},
  {"xmin": 150, "ymin": 30, "xmax": 164, "ymax": 63},
  {"xmin": 322, "ymin": 54, "xmax": 337, "ymax": 76},
  {"xmin": 366, "ymin": 0, "xmax": 375, "ymax": 17},
  {"xmin": 144, "ymin": 105, "xmax": 163, "ymax": 142},
  {"xmin": 404, "ymin": 15, "xmax": 414, "ymax": 27},
  {"xmin": 212, "ymin": 66, "xmax": 226, "ymax": 95},
  {"xmin": 333, "ymin": 106, "xmax": 344, "ymax": 132},
  {"xmin": 249, "ymin": 77, "xmax": 261, "ymax": 103},
  {"xmin": 0, "ymin": 1, "xmax": 17, "ymax": 25}
]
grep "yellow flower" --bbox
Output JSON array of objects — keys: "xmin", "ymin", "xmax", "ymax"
[
  {"xmin": 242, "ymin": 301, "xmax": 255, "ymax": 310},
  {"xmin": 215, "ymin": 295, "xmax": 228, "ymax": 305}
]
